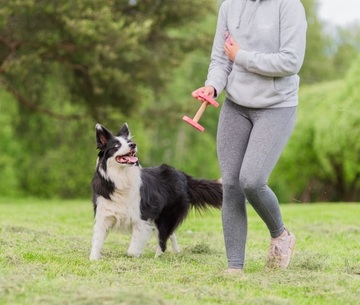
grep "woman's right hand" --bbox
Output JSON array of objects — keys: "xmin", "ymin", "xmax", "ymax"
[{"xmin": 192, "ymin": 85, "xmax": 216, "ymax": 102}]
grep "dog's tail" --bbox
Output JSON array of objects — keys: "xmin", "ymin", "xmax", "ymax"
[{"xmin": 186, "ymin": 175, "xmax": 222, "ymax": 211}]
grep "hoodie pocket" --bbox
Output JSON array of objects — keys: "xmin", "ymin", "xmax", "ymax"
[
  {"xmin": 226, "ymin": 69, "xmax": 299, "ymax": 107},
  {"xmin": 274, "ymin": 75, "xmax": 299, "ymax": 97},
  {"xmin": 227, "ymin": 70, "xmax": 278, "ymax": 105}
]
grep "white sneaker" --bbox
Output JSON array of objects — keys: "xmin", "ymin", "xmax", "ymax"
[{"xmin": 266, "ymin": 228, "xmax": 295, "ymax": 269}]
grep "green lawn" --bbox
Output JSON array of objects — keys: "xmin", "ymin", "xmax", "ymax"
[{"xmin": 0, "ymin": 198, "xmax": 359, "ymax": 305}]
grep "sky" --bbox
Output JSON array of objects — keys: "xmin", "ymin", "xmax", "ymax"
[{"xmin": 318, "ymin": 0, "xmax": 360, "ymax": 26}]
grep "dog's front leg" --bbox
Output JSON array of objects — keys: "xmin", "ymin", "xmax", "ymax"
[
  {"xmin": 89, "ymin": 216, "xmax": 114, "ymax": 261},
  {"xmin": 127, "ymin": 220, "xmax": 153, "ymax": 258}
]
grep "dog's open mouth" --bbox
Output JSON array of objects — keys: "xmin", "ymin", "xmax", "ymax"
[{"xmin": 115, "ymin": 152, "xmax": 138, "ymax": 164}]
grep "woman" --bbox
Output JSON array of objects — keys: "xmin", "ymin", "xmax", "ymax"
[{"xmin": 192, "ymin": 0, "xmax": 307, "ymax": 273}]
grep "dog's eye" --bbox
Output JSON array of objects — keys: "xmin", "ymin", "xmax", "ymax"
[{"xmin": 114, "ymin": 143, "xmax": 120, "ymax": 148}]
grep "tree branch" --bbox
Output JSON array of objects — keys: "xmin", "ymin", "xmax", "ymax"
[{"xmin": 0, "ymin": 78, "xmax": 85, "ymax": 120}]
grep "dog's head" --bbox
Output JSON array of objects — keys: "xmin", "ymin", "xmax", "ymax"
[{"xmin": 95, "ymin": 123, "xmax": 139, "ymax": 168}]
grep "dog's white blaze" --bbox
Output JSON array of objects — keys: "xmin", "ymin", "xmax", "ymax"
[{"xmin": 113, "ymin": 136, "xmax": 137, "ymax": 160}]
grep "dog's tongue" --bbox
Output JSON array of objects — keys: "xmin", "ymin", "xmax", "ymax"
[{"xmin": 119, "ymin": 156, "xmax": 138, "ymax": 163}]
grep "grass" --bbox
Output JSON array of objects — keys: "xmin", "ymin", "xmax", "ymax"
[{"xmin": 0, "ymin": 198, "xmax": 359, "ymax": 305}]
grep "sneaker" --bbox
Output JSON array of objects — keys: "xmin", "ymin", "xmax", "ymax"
[{"xmin": 266, "ymin": 228, "xmax": 295, "ymax": 269}]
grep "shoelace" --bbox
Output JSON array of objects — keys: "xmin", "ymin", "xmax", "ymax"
[{"xmin": 268, "ymin": 239, "xmax": 283, "ymax": 262}]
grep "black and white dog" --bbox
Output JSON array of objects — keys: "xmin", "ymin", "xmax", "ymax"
[{"xmin": 89, "ymin": 123, "xmax": 222, "ymax": 260}]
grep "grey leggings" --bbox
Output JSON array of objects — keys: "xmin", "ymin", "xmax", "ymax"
[{"xmin": 217, "ymin": 98, "xmax": 297, "ymax": 269}]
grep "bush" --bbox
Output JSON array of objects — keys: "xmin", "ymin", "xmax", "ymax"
[{"xmin": 272, "ymin": 54, "xmax": 360, "ymax": 202}]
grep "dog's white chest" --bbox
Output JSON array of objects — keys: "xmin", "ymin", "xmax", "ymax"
[
  {"xmin": 95, "ymin": 167, "xmax": 142, "ymax": 231},
  {"xmin": 95, "ymin": 191, "xmax": 141, "ymax": 231},
  {"xmin": 97, "ymin": 165, "xmax": 143, "ymax": 229}
]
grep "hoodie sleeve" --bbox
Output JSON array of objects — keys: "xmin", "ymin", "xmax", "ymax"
[
  {"xmin": 205, "ymin": 2, "xmax": 233, "ymax": 96},
  {"xmin": 235, "ymin": 0, "xmax": 307, "ymax": 77}
]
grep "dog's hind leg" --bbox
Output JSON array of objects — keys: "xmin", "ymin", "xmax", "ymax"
[
  {"xmin": 127, "ymin": 220, "xmax": 153, "ymax": 258},
  {"xmin": 89, "ymin": 216, "xmax": 115, "ymax": 261},
  {"xmin": 154, "ymin": 228, "xmax": 164, "ymax": 257},
  {"xmin": 155, "ymin": 205, "xmax": 188, "ymax": 257},
  {"xmin": 155, "ymin": 226, "xmax": 180, "ymax": 257},
  {"xmin": 155, "ymin": 233, "xmax": 180, "ymax": 257}
]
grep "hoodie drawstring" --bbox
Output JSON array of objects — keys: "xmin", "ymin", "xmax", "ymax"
[
  {"xmin": 236, "ymin": 0, "xmax": 247, "ymax": 29},
  {"xmin": 236, "ymin": 0, "xmax": 261, "ymax": 29}
]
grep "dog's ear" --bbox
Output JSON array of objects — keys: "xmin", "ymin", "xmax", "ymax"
[
  {"xmin": 116, "ymin": 123, "xmax": 131, "ymax": 138},
  {"xmin": 95, "ymin": 124, "xmax": 113, "ymax": 150}
]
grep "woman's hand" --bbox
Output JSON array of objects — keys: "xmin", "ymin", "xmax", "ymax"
[
  {"xmin": 224, "ymin": 36, "xmax": 240, "ymax": 62},
  {"xmin": 192, "ymin": 85, "xmax": 216, "ymax": 101}
]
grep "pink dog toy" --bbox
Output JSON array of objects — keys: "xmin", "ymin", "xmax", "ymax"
[{"xmin": 182, "ymin": 93, "xmax": 219, "ymax": 132}]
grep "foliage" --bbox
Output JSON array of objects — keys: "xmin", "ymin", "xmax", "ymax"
[
  {"xmin": 299, "ymin": 0, "xmax": 335, "ymax": 84},
  {"xmin": 0, "ymin": 0, "xmax": 215, "ymax": 120},
  {"xmin": 0, "ymin": 90, "xmax": 20, "ymax": 197},
  {"xmin": 0, "ymin": 0, "xmax": 217, "ymax": 198},
  {"xmin": 313, "ymin": 53, "xmax": 360, "ymax": 201},
  {"xmin": 331, "ymin": 23, "xmax": 360, "ymax": 76},
  {"xmin": 288, "ymin": 0, "xmax": 360, "ymax": 84},
  {"xmin": 1, "ymin": 198, "xmax": 359, "ymax": 305},
  {"xmin": 272, "ymin": 54, "xmax": 360, "ymax": 202}
]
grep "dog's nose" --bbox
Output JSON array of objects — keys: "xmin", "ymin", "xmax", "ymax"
[{"xmin": 129, "ymin": 143, "xmax": 136, "ymax": 149}]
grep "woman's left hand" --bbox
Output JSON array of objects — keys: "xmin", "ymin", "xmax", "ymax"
[{"xmin": 224, "ymin": 36, "xmax": 240, "ymax": 62}]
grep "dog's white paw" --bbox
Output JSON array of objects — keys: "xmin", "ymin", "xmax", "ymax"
[
  {"xmin": 89, "ymin": 253, "xmax": 101, "ymax": 261},
  {"xmin": 127, "ymin": 250, "xmax": 141, "ymax": 258},
  {"xmin": 172, "ymin": 245, "xmax": 181, "ymax": 254},
  {"xmin": 155, "ymin": 245, "xmax": 165, "ymax": 258}
]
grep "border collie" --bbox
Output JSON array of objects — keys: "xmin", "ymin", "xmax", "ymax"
[{"xmin": 89, "ymin": 123, "xmax": 222, "ymax": 260}]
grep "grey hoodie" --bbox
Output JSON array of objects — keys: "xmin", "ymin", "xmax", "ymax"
[{"xmin": 205, "ymin": 0, "xmax": 307, "ymax": 108}]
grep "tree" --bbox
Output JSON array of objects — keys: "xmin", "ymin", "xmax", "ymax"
[
  {"xmin": 313, "ymin": 53, "xmax": 360, "ymax": 201},
  {"xmin": 332, "ymin": 23, "xmax": 360, "ymax": 77},
  {"xmin": 0, "ymin": 0, "xmax": 217, "ymax": 198},
  {"xmin": 0, "ymin": 0, "xmax": 215, "ymax": 120},
  {"xmin": 297, "ymin": 0, "xmax": 335, "ymax": 84}
]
